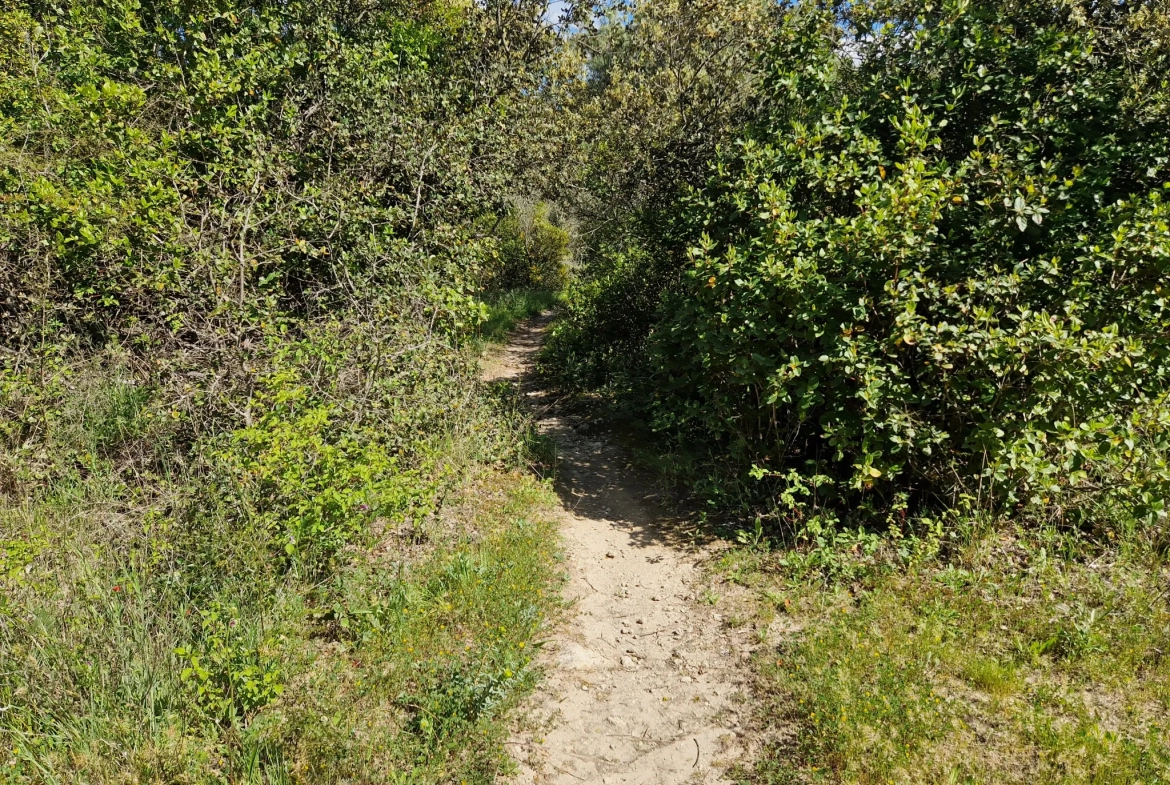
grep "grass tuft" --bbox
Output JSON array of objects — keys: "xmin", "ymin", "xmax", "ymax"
[{"xmin": 475, "ymin": 289, "xmax": 560, "ymax": 346}]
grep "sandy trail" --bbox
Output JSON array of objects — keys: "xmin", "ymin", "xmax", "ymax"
[{"xmin": 483, "ymin": 315, "xmax": 752, "ymax": 785}]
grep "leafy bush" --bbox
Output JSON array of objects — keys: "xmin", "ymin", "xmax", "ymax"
[
  {"xmin": 488, "ymin": 200, "xmax": 571, "ymax": 292},
  {"xmin": 207, "ymin": 309, "xmax": 505, "ymax": 572},
  {"xmin": 647, "ymin": 0, "xmax": 1170, "ymax": 522},
  {"xmin": 0, "ymin": 0, "xmax": 569, "ymax": 779},
  {"xmin": 175, "ymin": 601, "xmax": 284, "ymax": 724},
  {"xmin": 0, "ymin": 1, "xmax": 560, "ymax": 350},
  {"xmin": 545, "ymin": 240, "xmax": 671, "ymax": 390},
  {"xmin": 541, "ymin": 0, "xmax": 775, "ymax": 392}
]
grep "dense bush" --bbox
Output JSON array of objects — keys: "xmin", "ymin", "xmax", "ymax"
[
  {"xmin": 541, "ymin": 0, "xmax": 774, "ymax": 391},
  {"xmin": 0, "ymin": 0, "xmax": 572, "ymax": 779},
  {"xmin": 0, "ymin": 0, "xmax": 567, "ymax": 351},
  {"xmin": 487, "ymin": 200, "xmax": 571, "ymax": 291},
  {"xmin": 557, "ymin": 0, "xmax": 1170, "ymax": 525}
]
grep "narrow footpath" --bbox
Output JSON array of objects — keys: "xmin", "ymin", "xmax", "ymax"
[{"xmin": 482, "ymin": 315, "xmax": 754, "ymax": 785}]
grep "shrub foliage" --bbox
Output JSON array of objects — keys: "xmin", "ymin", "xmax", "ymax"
[
  {"xmin": 0, "ymin": 0, "xmax": 572, "ymax": 779},
  {"xmin": 554, "ymin": 0, "xmax": 1170, "ymax": 524}
]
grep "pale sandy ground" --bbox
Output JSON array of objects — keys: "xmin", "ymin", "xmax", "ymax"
[{"xmin": 483, "ymin": 315, "xmax": 757, "ymax": 785}]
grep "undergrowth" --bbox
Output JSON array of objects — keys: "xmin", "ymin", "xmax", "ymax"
[
  {"xmin": 476, "ymin": 289, "xmax": 561, "ymax": 347},
  {"xmin": 0, "ymin": 361, "xmax": 560, "ymax": 782},
  {"xmin": 0, "ymin": 1, "xmax": 574, "ymax": 779}
]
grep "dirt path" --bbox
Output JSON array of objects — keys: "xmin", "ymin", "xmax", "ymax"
[{"xmin": 483, "ymin": 315, "xmax": 753, "ymax": 785}]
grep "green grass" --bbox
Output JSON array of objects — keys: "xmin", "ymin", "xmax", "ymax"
[
  {"xmin": 475, "ymin": 289, "xmax": 559, "ymax": 346},
  {"xmin": 0, "ymin": 328, "xmax": 562, "ymax": 784},
  {"xmin": 962, "ymin": 655, "xmax": 1018, "ymax": 698},
  {"xmin": 719, "ymin": 525, "xmax": 1170, "ymax": 784},
  {"xmin": 0, "ymin": 467, "xmax": 559, "ymax": 784}
]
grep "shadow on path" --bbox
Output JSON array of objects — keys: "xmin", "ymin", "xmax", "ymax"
[
  {"xmin": 485, "ymin": 312, "xmax": 693, "ymax": 551},
  {"xmin": 487, "ymin": 313, "xmax": 753, "ymax": 785}
]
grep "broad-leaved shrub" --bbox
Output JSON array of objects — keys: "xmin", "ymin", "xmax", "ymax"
[{"xmin": 651, "ymin": 0, "xmax": 1170, "ymax": 522}]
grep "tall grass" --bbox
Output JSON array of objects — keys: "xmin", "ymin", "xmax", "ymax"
[{"xmin": 0, "ymin": 326, "xmax": 561, "ymax": 783}]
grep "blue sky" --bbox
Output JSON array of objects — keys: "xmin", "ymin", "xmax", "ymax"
[{"xmin": 546, "ymin": 1, "xmax": 572, "ymax": 24}]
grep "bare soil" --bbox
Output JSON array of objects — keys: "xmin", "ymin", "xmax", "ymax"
[{"xmin": 483, "ymin": 315, "xmax": 755, "ymax": 785}]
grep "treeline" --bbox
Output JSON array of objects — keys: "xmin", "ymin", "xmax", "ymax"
[{"xmin": 548, "ymin": 0, "xmax": 1170, "ymax": 539}]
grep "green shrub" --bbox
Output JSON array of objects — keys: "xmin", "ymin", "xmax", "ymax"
[
  {"xmin": 544, "ymin": 240, "xmax": 669, "ymax": 390},
  {"xmin": 488, "ymin": 200, "xmax": 570, "ymax": 292},
  {"xmin": 0, "ymin": 0, "xmax": 568, "ymax": 779},
  {"xmin": 648, "ymin": 0, "xmax": 1170, "ymax": 522},
  {"xmin": 219, "ymin": 373, "xmax": 437, "ymax": 569},
  {"xmin": 174, "ymin": 601, "xmax": 284, "ymax": 724}
]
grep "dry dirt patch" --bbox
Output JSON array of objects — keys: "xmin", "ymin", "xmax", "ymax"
[{"xmin": 484, "ymin": 315, "xmax": 757, "ymax": 785}]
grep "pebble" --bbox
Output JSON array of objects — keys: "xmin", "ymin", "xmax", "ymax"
[{"xmin": 620, "ymin": 656, "xmax": 635, "ymax": 668}]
